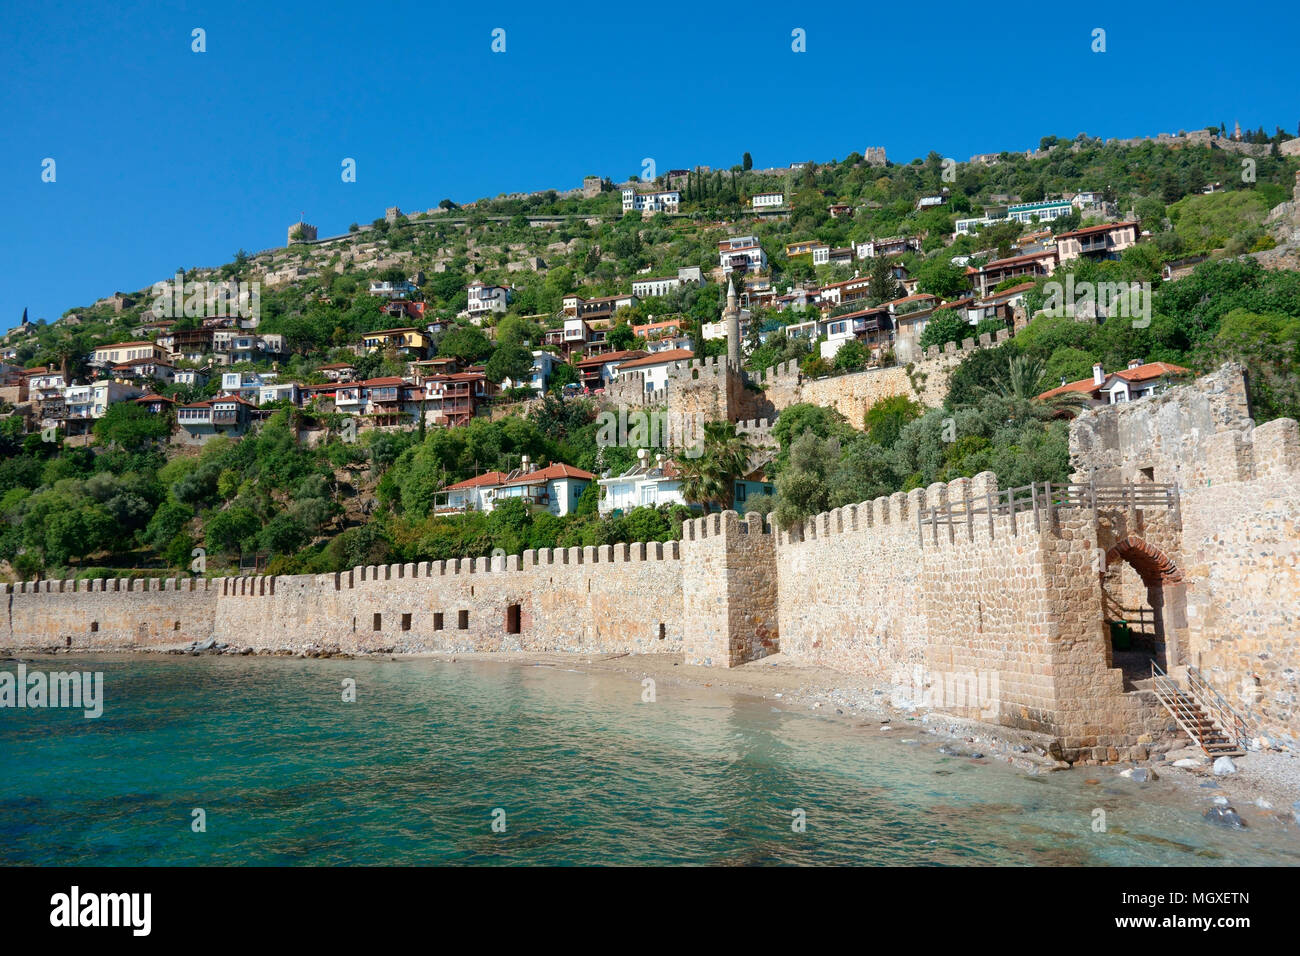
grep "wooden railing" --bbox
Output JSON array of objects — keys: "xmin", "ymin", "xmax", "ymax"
[{"xmin": 917, "ymin": 480, "xmax": 1179, "ymax": 547}]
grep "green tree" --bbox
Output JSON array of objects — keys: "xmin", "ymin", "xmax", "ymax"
[
  {"xmin": 917, "ymin": 309, "xmax": 967, "ymax": 351},
  {"xmin": 485, "ymin": 343, "xmax": 534, "ymax": 385},
  {"xmin": 93, "ymin": 402, "xmax": 171, "ymax": 451},
  {"xmin": 862, "ymin": 394, "xmax": 923, "ymax": 447}
]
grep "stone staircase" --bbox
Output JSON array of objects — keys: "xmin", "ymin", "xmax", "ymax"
[{"xmin": 1147, "ymin": 662, "xmax": 1247, "ymax": 758}]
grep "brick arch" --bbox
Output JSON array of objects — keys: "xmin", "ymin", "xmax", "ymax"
[{"xmin": 1105, "ymin": 535, "xmax": 1182, "ymax": 585}]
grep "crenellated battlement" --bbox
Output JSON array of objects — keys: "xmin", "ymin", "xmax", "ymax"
[
  {"xmin": 681, "ymin": 510, "xmax": 771, "ymax": 541},
  {"xmin": 4, "ymin": 366, "xmax": 1295, "ymax": 762}
]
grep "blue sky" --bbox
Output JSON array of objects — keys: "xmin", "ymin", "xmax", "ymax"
[{"xmin": 2, "ymin": 0, "xmax": 1297, "ymax": 327}]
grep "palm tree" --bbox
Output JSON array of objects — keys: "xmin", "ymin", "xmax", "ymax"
[
  {"xmin": 973, "ymin": 355, "xmax": 1089, "ymax": 423},
  {"xmin": 675, "ymin": 421, "xmax": 756, "ymax": 513}
]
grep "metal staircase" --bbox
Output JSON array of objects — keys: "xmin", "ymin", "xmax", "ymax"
[{"xmin": 1149, "ymin": 661, "xmax": 1247, "ymax": 757}]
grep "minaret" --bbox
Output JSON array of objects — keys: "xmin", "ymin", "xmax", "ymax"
[
  {"xmin": 724, "ymin": 276, "xmax": 741, "ymax": 368},
  {"xmin": 1232, "ymin": 120, "xmax": 1242, "ymax": 142}
]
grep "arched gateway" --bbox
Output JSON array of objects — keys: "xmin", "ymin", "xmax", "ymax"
[{"xmin": 1101, "ymin": 534, "xmax": 1187, "ymax": 675}]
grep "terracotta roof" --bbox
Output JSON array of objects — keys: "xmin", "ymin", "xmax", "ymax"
[
  {"xmin": 135, "ymin": 393, "xmax": 176, "ymax": 404},
  {"xmin": 978, "ymin": 282, "xmax": 1035, "ymax": 301},
  {"xmin": 502, "ymin": 463, "xmax": 595, "ymax": 486},
  {"xmin": 363, "ymin": 327, "xmax": 423, "ymax": 337},
  {"xmin": 1035, "ymin": 362, "xmax": 1190, "ymax": 400},
  {"xmin": 1057, "ymin": 221, "xmax": 1138, "ymax": 240},
  {"xmin": 95, "ymin": 340, "xmax": 157, "ymax": 349},
  {"xmin": 1113, "ymin": 361, "xmax": 1189, "ymax": 382},
  {"xmin": 979, "ymin": 250, "xmax": 1058, "ymax": 271},
  {"xmin": 343, "ymin": 376, "xmax": 407, "ymax": 387},
  {"xmin": 444, "ymin": 471, "xmax": 511, "ymax": 491},
  {"xmin": 181, "ymin": 395, "xmax": 258, "ymax": 409},
  {"xmin": 1036, "ymin": 379, "xmax": 1100, "ymax": 400},
  {"xmin": 615, "ymin": 348, "xmax": 695, "ymax": 370},
  {"xmin": 573, "ymin": 349, "xmax": 648, "ymax": 367}
]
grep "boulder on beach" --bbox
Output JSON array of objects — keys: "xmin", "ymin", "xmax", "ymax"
[{"xmin": 1212, "ymin": 756, "xmax": 1237, "ymax": 776}]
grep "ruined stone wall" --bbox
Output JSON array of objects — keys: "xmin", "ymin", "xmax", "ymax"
[
  {"xmin": 605, "ymin": 355, "xmax": 768, "ymax": 425},
  {"xmin": 775, "ymin": 471, "xmax": 1167, "ymax": 762},
  {"xmin": 753, "ymin": 328, "xmax": 1011, "ymax": 426},
  {"xmin": 1069, "ymin": 363, "xmax": 1253, "ymax": 485}
]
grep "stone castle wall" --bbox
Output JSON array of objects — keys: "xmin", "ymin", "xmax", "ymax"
[
  {"xmin": 5, "ymin": 544, "xmax": 686, "ymax": 658},
  {"xmin": 753, "ymin": 328, "xmax": 1011, "ymax": 426},
  {"xmin": 773, "ymin": 470, "xmax": 1167, "ymax": 761},
  {"xmin": 603, "ymin": 329, "xmax": 1009, "ymax": 432},
  {"xmin": 1070, "ymin": 364, "xmax": 1300, "ymax": 749},
  {"xmin": 5, "ymin": 367, "xmax": 1297, "ymax": 758},
  {"xmin": 1178, "ymin": 417, "xmax": 1300, "ymax": 749}
]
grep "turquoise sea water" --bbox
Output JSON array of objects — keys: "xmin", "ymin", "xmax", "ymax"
[{"xmin": 1, "ymin": 655, "xmax": 1298, "ymax": 866}]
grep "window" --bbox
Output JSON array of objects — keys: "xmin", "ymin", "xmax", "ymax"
[
  {"xmin": 401, "ymin": 613, "xmax": 412, "ymax": 631},
  {"xmin": 373, "ymin": 613, "xmax": 382, "ymax": 631},
  {"xmin": 89, "ymin": 622, "xmax": 98, "ymax": 633},
  {"xmin": 658, "ymin": 623, "xmax": 666, "ymax": 641},
  {"xmin": 458, "ymin": 610, "xmax": 469, "ymax": 630},
  {"xmin": 506, "ymin": 604, "xmax": 521, "ymax": 634},
  {"xmin": 433, "ymin": 613, "xmax": 444, "ymax": 631},
  {"xmin": 736, "ymin": 484, "xmax": 747, "ymax": 502}
]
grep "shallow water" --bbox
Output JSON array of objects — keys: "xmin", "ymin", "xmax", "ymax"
[{"xmin": 1, "ymin": 656, "xmax": 1297, "ymax": 865}]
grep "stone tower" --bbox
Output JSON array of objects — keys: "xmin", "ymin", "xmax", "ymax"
[{"xmin": 724, "ymin": 277, "xmax": 741, "ymax": 369}]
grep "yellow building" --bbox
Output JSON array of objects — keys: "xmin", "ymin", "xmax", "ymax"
[{"xmin": 361, "ymin": 327, "xmax": 431, "ymax": 358}]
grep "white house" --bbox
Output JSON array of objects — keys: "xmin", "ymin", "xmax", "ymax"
[
  {"xmin": 435, "ymin": 471, "xmax": 511, "ymax": 513},
  {"xmin": 631, "ymin": 275, "xmax": 684, "ymax": 298},
  {"xmin": 751, "ymin": 192, "xmax": 784, "ymax": 209},
  {"xmin": 502, "ymin": 350, "xmax": 556, "ymax": 396},
  {"xmin": 493, "ymin": 461, "xmax": 594, "ymax": 517},
  {"xmin": 369, "ymin": 279, "xmax": 418, "ymax": 299},
  {"xmin": 466, "ymin": 281, "xmax": 512, "ymax": 318},
  {"xmin": 611, "ymin": 348, "xmax": 694, "ymax": 394},
  {"xmin": 718, "ymin": 236, "xmax": 767, "ymax": 273},
  {"xmin": 621, "ymin": 188, "xmax": 680, "ymax": 214},
  {"xmin": 598, "ymin": 452, "xmax": 688, "ymax": 515}
]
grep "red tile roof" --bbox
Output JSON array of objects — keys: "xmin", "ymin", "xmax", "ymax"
[
  {"xmin": 1035, "ymin": 362, "xmax": 1190, "ymax": 400},
  {"xmin": 444, "ymin": 471, "xmax": 511, "ymax": 491},
  {"xmin": 1114, "ymin": 361, "xmax": 1189, "ymax": 382},
  {"xmin": 616, "ymin": 348, "xmax": 695, "ymax": 370},
  {"xmin": 1057, "ymin": 221, "xmax": 1138, "ymax": 240},
  {"xmin": 1036, "ymin": 379, "xmax": 1100, "ymax": 400},
  {"xmin": 573, "ymin": 349, "xmax": 648, "ymax": 367},
  {"xmin": 501, "ymin": 464, "xmax": 595, "ymax": 485}
]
